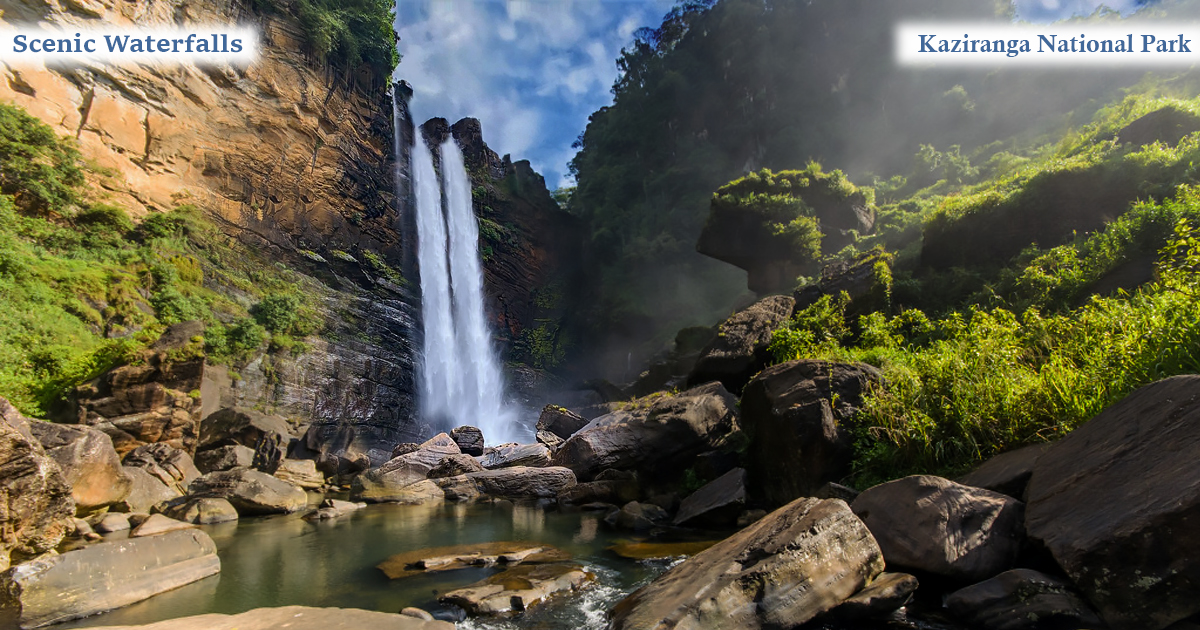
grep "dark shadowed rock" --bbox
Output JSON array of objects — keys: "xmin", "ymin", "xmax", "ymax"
[
  {"xmin": 115, "ymin": 466, "xmax": 179, "ymax": 514},
  {"xmin": 605, "ymin": 501, "xmax": 669, "ymax": 531},
  {"xmin": 30, "ymin": 422, "xmax": 131, "ymax": 513},
  {"xmin": 123, "ymin": 443, "xmax": 201, "ymax": 495},
  {"xmin": 609, "ymin": 498, "xmax": 883, "ymax": 629},
  {"xmin": 673, "ymin": 467, "xmax": 747, "ymax": 527},
  {"xmin": 535, "ymin": 405, "xmax": 589, "ymax": 440},
  {"xmin": 687, "ymin": 295, "xmax": 795, "ymax": 394},
  {"xmin": 435, "ymin": 467, "xmax": 576, "ymax": 501},
  {"xmin": 449, "ymin": 426, "xmax": 484, "ymax": 456},
  {"xmin": 1025, "ymin": 376, "xmax": 1200, "ymax": 630},
  {"xmin": 945, "ymin": 569, "xmax": 1104, "ymax": 630},
  {"xmin": 39, "ymin": 605, "xmax": 453, "ymax": 629},
  {"xmin": 194, "ymin": 444, "xmax": 255, "ymax": 473},
  {"xmin": 551, "ymin": 383, "xmax": 740, "ymax": 482},
  {"xmin": 741, "ymin": 360, "xmax": 879, "ymax": 505},
  {"xmin": 0, "ymin": 400, "xmax": 74, "ymax": 571},
  {"xmin": 427, "ymin": 454, "xmax": 485, "ymax": 479},
  {"xmin": 0, "ymin": 529, "xmax": 219, "ymax": 629},
  {"xmin": 159, "ymin": 497, "xmax": 239, "ymax": 525},
  {"xmin": 557, "ymin": 474, "xmax": 639, "ymax": 507},
  {"xmin": 851, "ymin": 475, "xmax": 1024, "ymax": 581},
  {"xmin": 188, "ymin": 469, "xmax": 307, "ymax": 515},
  {"xmin": 479, "ymin": 443, "xmax": 550, "ymax": 469},
  {"xmin": 830, "ymin": 572, "xmax": 919, "ymax": 621},
  {"xmin": 198, "ymin": 408, "xmax": 292, "ymax": 473},
  {"xmin": 957, "ymin": 443, "xmax": 1050, "ymax": 500}
]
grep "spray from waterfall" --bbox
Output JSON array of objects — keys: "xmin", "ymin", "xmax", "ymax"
[{"xmin": 407, "ymin": 122, "xmax": 520, "ymax": 444}]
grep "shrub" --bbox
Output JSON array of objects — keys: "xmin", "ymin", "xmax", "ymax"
[
  {"xmin": 252, "ymin": 294, "xmax": 301, "ymax": 334},
  {"xmin": 0, "ymin": 103, "xmax": 83, "ymax": 214}
]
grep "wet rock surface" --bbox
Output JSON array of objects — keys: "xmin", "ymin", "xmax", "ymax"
[
  {"xmin": 439, "ymin": 563, "xmax": 593, "ymax": 616},
  {"xmin": 377, "ymin": 542, "xmax": 571, "ymax": 579}
]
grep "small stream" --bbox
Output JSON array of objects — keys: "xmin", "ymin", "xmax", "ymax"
[{"xmin": 59, "ymin": 500, "xmax": 680, "ymax": 630}]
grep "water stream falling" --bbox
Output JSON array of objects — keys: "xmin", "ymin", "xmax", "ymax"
[{"xmin": 407, "ymin": 119, "xmax": 518, "ymax": 444}]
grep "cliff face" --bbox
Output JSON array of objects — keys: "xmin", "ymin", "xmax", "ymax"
[{"xmin": 1, "ymin": 0, "xmax": 422, "ymax": 459}]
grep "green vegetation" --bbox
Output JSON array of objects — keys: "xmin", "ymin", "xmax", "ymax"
[
  {"xmin": 249, "ymin": 0, "xmax": 397, "ymax": 77},
  {"xmin": 0, "ymin": 102, "xmax": 324, "ymax": 416}
]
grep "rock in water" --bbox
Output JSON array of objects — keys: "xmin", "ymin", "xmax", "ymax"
[
  {"xmin": 449, "ymin": 426, "xmax": 484, "ymax": 456},
  {"xmin": 0, "ymin": 529, "xmax": 219, "ymax": 629},
  {"xmin": 1025, "ymin": 375, "xmax": 1200, "ymax": 629},
  {"xmin": 551, "ymin": 383, "xmax": 740, "ymax": 482},
  {"xmin": 0, "ymin": 399, "xmax": 75, "ymax": 570},
  {"xmin": 188, "ymin": 469, "xmax": 307, "ymax": 515},
  {"xmin": 29, "ymin": 422, "xmax": 131, "ymax": 513},
  {"xmin": 435, "ymin": 467, "xmax": 576, "ymax": 501},
  {"xmin": 608, "ymin": 498, "xmax": 883, "ymax": 629},
  {"xmin": 673, "ymin": 467, "xmax": 747, "ymax": 527},
  {"xmin": 686, "ymin": 295, "xmax": 795, "ymax": 394},
  {"xmin": 42, "ymin": 605, "xmax": 454, "ymax": 629},
  {"xmin": 160, "ymin": 498, "xmax": 239, "ymax": 525},
  {"xmin": 740, "ymin": 360, "xmax": 879, "ymax": 505},
  {"xmin": 831, "ymin": 572, "xmax": 919, "ymax": 621},
  {"xmin": 851, "ymin": 475, "xmax": 1024, "ymax": 581},
  {"xmin": 440, "ymin": 563, "xmax": 593, "ymax": 615},
  {"xmin": 478, "ymin": 443, "xmax": 550, "ymax": 469},
  {"xmin": 945, "ymin": 569, "xmax": 1104, "ymax": 630},
  {"xmin": 273, "ymin": 459, "xmax": 324, "ymax": 489},
  {"xmin": 535, "ymin": 406, "xmax": 588, "ymax": 440}
]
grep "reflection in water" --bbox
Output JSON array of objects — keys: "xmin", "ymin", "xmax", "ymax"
[{"xmin": 59, "ymin": 501, "xmax": 671, "ymax": 630}]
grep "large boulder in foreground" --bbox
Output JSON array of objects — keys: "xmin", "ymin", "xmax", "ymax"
[
  {"xmin": 0, "ymin": 400, "xmax": 74, "ymax": 571},
  {"xmin": 945, "ymin": 569, "xmax": 1103, "ymax": 630},
  {"xmin": 851, "ymin": 475, "xmax": 1024, "ymax": 581},
  {"xmin": 67, "ymin": 605, "xmax": 454, "ymax": 629},
  {"xmin": 188, "ymin": 469, "xmax": 307, "ymax": 515},
  {"xmin": 0, "ymin": 529, "xmax": 219, "ymax": 629},
  {"xmin": 741, "ymin": 360, "xmax": 879, "ymax": 505},
  {"xmin": 609, "ymin": 498, "xmax": 883, "ymax": 629},
  {"xmin": 29, "ymin": 422, "xmax": 131, "ymax": 513},
  {"xmin": 1025, "ymin": 376, "xmax": 1200, "ymax": 630},
  {"xmin": 686, "ymin": 295, "xmax": 795, "ymax": 394},
  {"xmin": 551, "ymin": 383, "xmax": 740, "ymax": 482}
]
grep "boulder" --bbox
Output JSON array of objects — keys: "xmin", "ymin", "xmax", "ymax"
[
  {"xmin": 687, "ymin": 295, "xmax": 795, "ymax": 394},
  {"xmin": 440, "ymin": 563, "xmax": 593, "ymax": 615},
  {"xmin": 1024, "ymin": 375, "xmax": 1200, "ymax": 630},
  {"xmin": 115, "ymin": 466, "xmax": 179, "ymax": 514},
  {"xmin": 188, "ymin": 469, "xmax": 308, "ymax": 515},
  {"xmin": 0, "ymin": 400, "xmax": 75, "ymax": 570},
  {"xmin": 273, "ymin": 459, "xmax": 324, "ymax": 489},
  {"xmin": 851, "ymin": 475, "xmax": 1024, "ymax": 581},
  {"xmin": 355, "ymin": 479, "xmax": 444, "ymax": 505},
  {"xmin": 605, "ymin": 501, "xmax": 668, "ymax": 531},
  {"xmin": 197, "ymin": 408, "xmax": 292, "ymax": 474},
  {"xmin": 535, "ymin": 405, "xmax": 589, "ymax": 440},
  {"xmin": 535, "ymin": 430, "xmax": 563, "ymax": 450},
  {"xmin": 61, "ymin": 605, "xmax": 454, "ymax": 629},
  {"xmin": 351, "ymin": 434, "xmax": 462, "ymax": 501},
  {"xmin": 478, "ymin": 443, "xmax": 550, "ymax": 469},
  {"xmin": 305, "ymin": 498, "xmax": 365, "ymax": 520},
  {"xmin": 609, "ymin": 498, "xmax": 883, "ymax": 629},
  {"xmin": 194, "ymin": 444, "xmax": 255, "ymax": 474},
  {"xmin": 378, "ymin": 541, "xmax": 570, "ymax": 579},
  {"xmin": 740, "ymin": 359, "xmax": 880, "ymax": 505},
  {"xmin": 551, "ymin": 383, "xmax": 740, "ymax": 482},
  {"xmin": 122, "ymin": 443, "xmax": 201, "ymax": 495},
  {"xmin": 94, "ymin": 513, "xmax": 130, "ymax": 534},
  {"xmin": 673, "ymin": 467, "xmax": 747, "ymax": 527},
  {"xmin": 0, "ymin": 529, "xmax": 220, "ymax": 629},
  {"xmin": 449, "ymin": 426, "xmax": 484, "ymax": 456},
  {"xmin": 830, "ymin": 572, "xmax": 919, "ymax": 621},
  {"xmin": 557, "ymin": 475, "xmax": 639, "ymax": 507},
  {"xmin": 945, "ymin": 569, "xmax": 1104, "ymax": 630},
  {"xmin": 434, "ymin": 467, "xmax": 576, "ymax": 501},
  {"xmin": 957, "ymin": 443, "xmax": 1050, "ymax": 500},
  {"xmin": 29, "ymin": 422, "xmax": 131, "ymax": 513},
  {"xmin": 130, "ymin": 514, "xmax": 195, "ymax": 537},
  {"xmin": 159, "ymin": 497, "xmax": 239, "ymax": 525},
  {"xmin": 427, "ymin": 454, "xmax": 485, "ymax": 479}
]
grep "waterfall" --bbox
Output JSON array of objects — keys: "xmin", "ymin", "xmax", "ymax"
[{"xmin": 410, "ymin": 131, "xmax": 519, "ymax": 444}]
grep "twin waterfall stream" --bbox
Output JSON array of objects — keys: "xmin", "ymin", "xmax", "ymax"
[{"xmin": 405, "ymin": 115, "xmax": 518, "ymax": 444}]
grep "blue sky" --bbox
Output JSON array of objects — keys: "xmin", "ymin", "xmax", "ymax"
[{"xmin": 395, "ymin": 0, "xmax": 1149, "ymax": 189}]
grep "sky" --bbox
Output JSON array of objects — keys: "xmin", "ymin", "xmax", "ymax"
[{"xmin": 395, "ymin": 0, "xmax": 1151, "ymax": 190}]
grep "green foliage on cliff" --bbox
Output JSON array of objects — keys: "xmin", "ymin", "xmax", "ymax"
[
  {"xmin": 0, "ymin": 104, "xmax": 323, "ymax": 416},
  {"xmin": 250, "ymin": 0, "xmax": 398, "ymax": 77}
]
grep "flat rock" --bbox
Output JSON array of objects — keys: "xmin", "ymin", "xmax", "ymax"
[
  {"xmin": 188, "ymin": 469, "xmax": 307, "ymax": 515},
  {"xmin": 435, "ymin": 467, "xmax": 576, "ymax": 501},
  {"xmin": 852, "ymin": 475, "xmax": 1024, "ymax": 581},
  {"xmin": 74, "ymin": 606, "xmax": 453, "ymax": 629},
  {"xmin": 478, "ymin": 443, "xmax": 550, "ymax": 469},
  {"xmin": 440, "ymin": 563, "xmax": 593, "ymax": 616},
  {"xmin": 273, "ymin": 459, "xmax": 324, "ymax": 489},
  {"xmin": 945, "ymin": 569, "xmax": 1104, "ymax": 630},
  {"xmin": 130, "ymin": 514, "xmax": 195, "ymax": 537},
  {"xmin": 1025, "ymin": 375, "xmax": 1200, "ymax": 629},
  {"xmin": 159, "ymin": 497, "xmax": 239, "ymax": 525},
  {"xmin": 378, "ymin": 542, "xmax": 571, "ymax": 579},
  {"xmin": 609, "ymin": 497, "xmax": 883, "ymax": 629},
  {"xmin": 673, "ymin": 467, "xmax": 746, "ymax": 527},
  {"xmin": 551, "ymin": 383, "xmax": 741, "ymax": 482},
  {"xmin": 536, "ymin": 406, "xmax": 588, "ymax": 440},
  {"xmin": 0, "ymin": 399, "xmax": 74, "ymax": 569},
  {"xmin": 686, "ymin": 294, "xmax": 796, "ymax": 394},
  {"xmin": 957, "ymin": 443, "xmax": 1050, "ymax": 500},
  {"xmin": 0, "ymin": 529, "xmax": 220, "ymax": 629},
  {"xmin": 94, "ymin": 513, "xmax": 130, "ymax": 534},
  {"xmin": 30, "ymin": 422, "xmax": 131, "ymax": 513}
]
